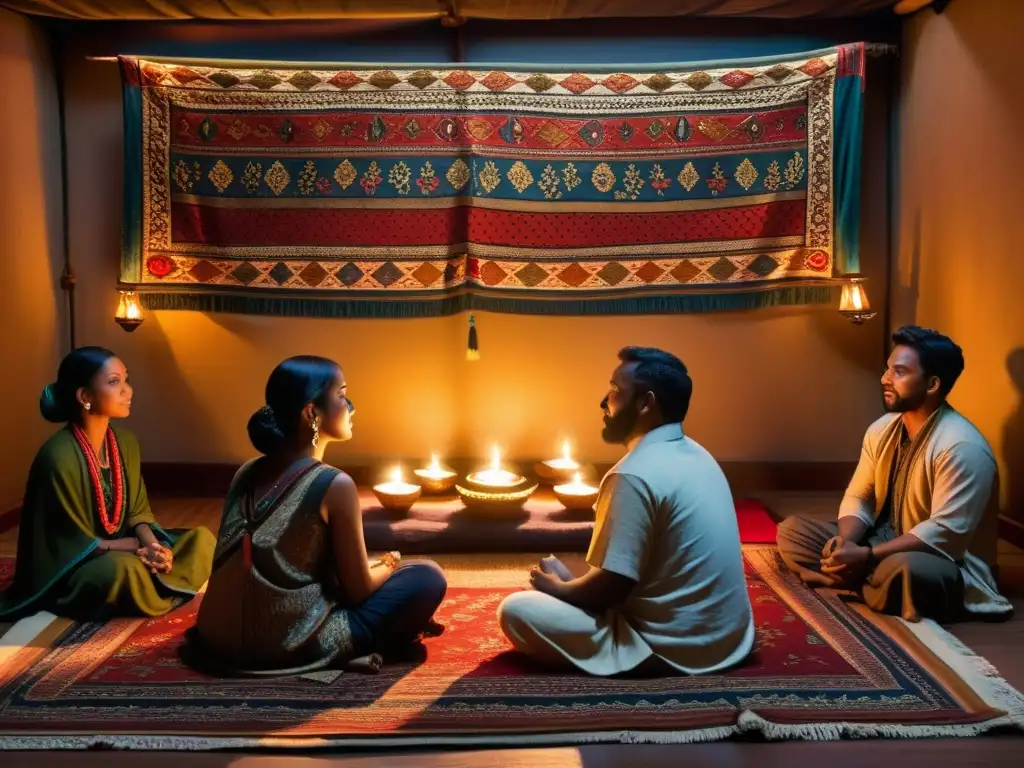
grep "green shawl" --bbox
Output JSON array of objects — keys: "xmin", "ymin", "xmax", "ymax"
[{"xmin": 0, "ymin": 424, "xmax": 165, "ymax": 618}]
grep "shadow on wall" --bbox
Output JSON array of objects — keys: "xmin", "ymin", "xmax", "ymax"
[
  {"xmin": 891, "ymin": 211, "xmax": 921, "ymax": 329},
  {"xmin": 1003, "ymin": 348, "xmax": 1024, "ymax": 524}
]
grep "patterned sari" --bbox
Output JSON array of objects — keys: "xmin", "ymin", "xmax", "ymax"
[{"xmin": 182, "ymin": 457, "xmax": 355, "ymax": 676}]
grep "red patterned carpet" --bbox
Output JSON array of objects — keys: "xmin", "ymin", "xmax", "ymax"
[{"xmin": 1, "ymin": 549, "xmax": 1022, "ymax": 750}]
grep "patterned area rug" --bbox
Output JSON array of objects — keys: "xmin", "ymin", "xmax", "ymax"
[{"xmin": 1, "ymin": 549, "xmax": 1022, "ymax": 750}]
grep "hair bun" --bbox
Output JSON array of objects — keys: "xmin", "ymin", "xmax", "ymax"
[
  {"xmin": 39, "ymin": 382, "xmax": 68, "ymax": 423},
  {"xmin": 247, "ymin": 405, "xmax": 287, "ymax": 455}
]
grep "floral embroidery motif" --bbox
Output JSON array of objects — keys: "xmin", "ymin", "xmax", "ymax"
[
  {"xmin": 649, "ymin": 163, "xmax": 671, "ymax": 195},
  {"xmin": 333, "ymin": 160, "xmax": 356, "ymax": 190},
  {"xmin": 389, "ymin": 161, "xmax": 412, "ymax": 195},
  {"xmin": 538, "ymin": 164, "xmax": 562, "ymax": 200},
  {"xmin": 677, "ymin": 162, "xmax": 699, "ymax": 192},
  {"xmin": 316, "ymin": 176, "xmax": 332, "ymax": 194},
  {"xmin": 478, "ymin": 161, "xmax": 501, "ymax": 194},
  {"xmin": 173, "ymin": 159, "xmax": 201, "ymax": 192},
  {"xmin": 263, "ymin": 161, "xmax": 290, "ymax": 195},
  {"xmin": 562, "ymin": 162, "xmax": 581, "ymax": 192},
  {"xmin": 241, "ymin": 162, "xmax": 262, "ymax": 194},
  {"xmin": 417, "ymin": 161, "xmax": 440, "ymax": 194},
  {"xmin": 360, "ymin": 161, "xmax": 383, "ymax": 195},
  {"xmin": 785, "ymin": 152, "xmax": 805, "ymax": 188},
  {"xmin": 734, "ymin": 158, "xmax": 758, "ymax": 190},
  {"xmin": 706, "ymin": 162, "xmax": 728, "ymax": 196},
  {"xmin": 297, "ymin": 160, "xmax": 318, "ymax": 195},
  {"xmin": 207, "ymin": 160, "xmax": 233, "ymax": 192},
  {"xmin": 755, "ymin": 624, "xmax": 787, "ymax": 649},
  {"xmin": 614, "ymin": 164, "xmax": 645, "ymax": 200},
  {"xmin": 591, "ymin": 162, "xmax": 616, "ymax": 193},
  {"xmin": 506, "ymin": 161, "xmax": 534, "ymax": 193},
  {"xmin": 763, "ymin": 160, "xmax": 781, "ymax": 192}
]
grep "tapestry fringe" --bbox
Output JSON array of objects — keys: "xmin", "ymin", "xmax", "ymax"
[{"xmin": 137, "ymin": 285, "xmax": 836, "ymax": 319}]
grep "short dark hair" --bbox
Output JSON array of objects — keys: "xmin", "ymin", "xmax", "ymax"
[
  {"xmin": 891, "ymin": 325, "xmax": 964, "ymax": 398},
  {"xmin": 618, "ymin": 346, "xmax": 693, "ymax": 423}
]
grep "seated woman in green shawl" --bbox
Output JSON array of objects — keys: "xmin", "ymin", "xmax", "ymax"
[{"xmin": 0, "ymin": 347, "xmax": 215, "ymax": 621}]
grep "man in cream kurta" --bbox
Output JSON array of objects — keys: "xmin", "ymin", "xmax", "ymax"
[
  {"xmin": 498, "ymin": 347, "xmax": 755, "ymax": 676},
  {"xmin": 777, "ymin": 325, "xmax": 1012, "ymax": 623}
]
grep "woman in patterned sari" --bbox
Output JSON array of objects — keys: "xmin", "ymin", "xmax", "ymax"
[
  {"xmin": 182, "ymin": 356, "xmax": 446, "ymax": 676},
  {"xmin": 0, "ymin": 347, "xmax": 214, "ymax": 621}
]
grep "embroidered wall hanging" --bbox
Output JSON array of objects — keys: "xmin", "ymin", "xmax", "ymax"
[{"xmin": 119, "ymin": 45, "xmax": 865, "ymax": 317}]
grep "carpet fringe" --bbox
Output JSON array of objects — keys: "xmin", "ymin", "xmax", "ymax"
[
  {"xmin": 898, "ymin": 617, "xmax": 1024, "ymax": 725},
  {"xmin": 1, "ymin": 709, "xmax": 1021, "ymax": 751}
]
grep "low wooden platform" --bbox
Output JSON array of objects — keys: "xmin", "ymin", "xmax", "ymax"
[{"xmin": 358, "ymin": 488, "xmax": 778, "ymax": 553}]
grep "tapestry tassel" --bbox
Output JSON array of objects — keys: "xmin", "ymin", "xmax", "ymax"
[{"xmin": 466, "ymin": 313, "xmax": 480, "ymax": 361}]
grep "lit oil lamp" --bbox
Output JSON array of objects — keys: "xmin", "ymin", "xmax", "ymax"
[
  {"xmin": 534, "ymin": 440, "xmax": 580, "ymax": 485},
  {"xmin": 553, "ymin": 471, "xmax": 600, "ymax": 510},
  {"xmin": 413, "ymin": 453, "xmax": 457, "ymax": 493},
  {"xmin": 457, "ymin": 444, "xmax": 537, "ymax": 512},
  {"xmin": 372, "ymin": 466, "xmax": 421, "ymax": 512}
]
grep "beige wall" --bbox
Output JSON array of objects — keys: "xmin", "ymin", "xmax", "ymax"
[
  {"xmin": 59, "ymin": 48, "xmax": 890, "ymax": 473},
  {"xmin": 897, "ymin": 0, "xmax": 1024, "ymax": 522},
  {"xmin": 0, "ymin": 9, "xmax": 63, "ymax": 509}
]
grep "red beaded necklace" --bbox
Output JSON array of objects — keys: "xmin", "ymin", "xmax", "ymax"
[{"xmin": 71, "ymin": 424, "xmax": 125, "ymax": 536}]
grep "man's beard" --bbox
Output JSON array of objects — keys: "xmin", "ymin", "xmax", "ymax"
[
  {"xmin": 882, "ymin": 387, "xmax": 925, "ymax": 413},
  {"xmin": 601, "ymin": 406, "xmax": 639, "ymax": 444}
]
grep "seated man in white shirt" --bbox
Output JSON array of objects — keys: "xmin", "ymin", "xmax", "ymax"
[{"xmin": 497, "ymin": 346, "xmax": 755, "ymax": 676}]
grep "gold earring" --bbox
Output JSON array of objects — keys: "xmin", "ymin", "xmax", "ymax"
[
  {"xmin": 311, "ymin": 417, "xmax": 319, "ymax": 449},
  {"xmin": 84, "ymin": 403, "xmax": 91, "ymax": 411}
]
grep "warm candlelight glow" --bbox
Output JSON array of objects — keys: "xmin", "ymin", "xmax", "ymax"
[
  {"xmin": 114, "ymin": 291, "xmax": 145, "ymax": 332},
  {"xmin": 838, "ymin": 274, "xmax": 876, "ymax": 325},
  {"xmin": 372, "ymin": 462, "xmax": 422, "ymax": 511},
  {"xmin": 413, "ymin": 453, "xmax": 457, "ymax": 492},
  {"xmin": 555, "ymin": 472, "xmax": 598, "ymax": 495},
  {"xmin": 374, "ymin": 465, "xmax": 420, "ymax": 494},
  {"xmin": 553, "ymin": 470, "xmax": 599, "ymax": 510},
  {"xmin": 544, "ymin": 440, "xmax": 580, "ymax": 471},
  {"xmin": 467, "ymin": 444, "xmax": 521, "ymax": 487},
  {"xmin": 416, "ymin": 453, "xmax": 456, "ymax": 480}
]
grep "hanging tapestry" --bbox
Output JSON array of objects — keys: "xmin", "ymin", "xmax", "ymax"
[{"xmin": 119, "ymin": 45, "xmax": 865, "ymax": 317}]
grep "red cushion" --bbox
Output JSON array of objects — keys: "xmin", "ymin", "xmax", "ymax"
[{"xmin": 735, "ymin": 499, "xmax": 778, "ymax": 543}]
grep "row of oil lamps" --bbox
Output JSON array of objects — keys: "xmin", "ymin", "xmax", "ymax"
[{"xmin": 372, "ymin": 441, "xmax": 600, "ymax": 513}]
